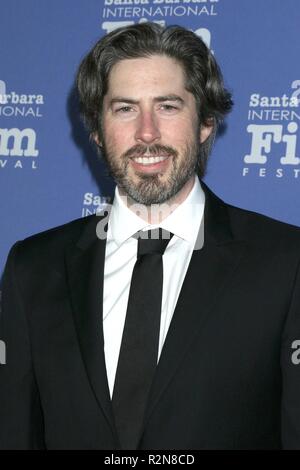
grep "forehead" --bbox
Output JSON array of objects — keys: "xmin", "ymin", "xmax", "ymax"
[{"xmin": 106, "ymin": 55, "xmax": 187, "ymax": 96}]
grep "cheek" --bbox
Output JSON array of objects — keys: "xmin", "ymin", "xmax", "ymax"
[
  {"xmin": 163, "ymin": 116, "xmax": 197, "ymax": 140},
  {"xmin": 104, "ymin": 121, "xmax": 134, "ymax": 149},
  {"xmin": 165, "ymin": 128, "xmax": 198, "ymax": 150}
]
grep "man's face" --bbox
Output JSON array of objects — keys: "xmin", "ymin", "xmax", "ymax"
[{"xmin": 98, "ymin": 55, "xmax": 211, "ymax": 206}]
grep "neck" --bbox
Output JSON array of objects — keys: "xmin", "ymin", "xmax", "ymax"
[{"xmin": 119, "ymin": 174, "xmax": 196, "ymax": 224}]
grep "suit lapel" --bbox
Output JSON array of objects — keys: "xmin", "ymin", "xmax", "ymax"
[
  {"xmin": 142, "ymin": 182, "xmax": 247, "ymax": 429},
  {"xmin": 65, "ymin": 215, "xmax": 119, "ymax": 444}
]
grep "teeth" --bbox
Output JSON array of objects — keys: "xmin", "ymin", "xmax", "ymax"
[{"xmin": 132, "ymin": 156, "xmax": 168, "ymax": 165}]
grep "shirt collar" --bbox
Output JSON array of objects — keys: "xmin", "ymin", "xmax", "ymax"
[{"xmin": 108, "ymin": 175, "xmax": 205, "ymax": 247}]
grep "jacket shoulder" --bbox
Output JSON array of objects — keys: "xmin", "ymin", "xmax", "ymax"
[
  {"xmin": 7, "ymin": 215, "xmax": 97, "ymax": 273},
  {"xmin": 22, "ymin": 215, "xmax": 95, "ymax": 246},
  {"xmin": 202, "ymin": 181, "xmax": 300, "ymax": 247},
  {"xmin": 226, "ymin": 202, "xmax": 300, "ymax": 247}
]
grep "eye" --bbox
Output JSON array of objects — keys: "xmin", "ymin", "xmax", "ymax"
[
  {"xmin": 115, "ymin": 106, "xmax": 133, "ymax": 113},
  {"xmin": 160, "ymin": 104, "xmax": 178, "ymax": 112}
]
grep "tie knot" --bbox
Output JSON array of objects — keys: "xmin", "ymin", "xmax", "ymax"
[{"xmin": 136, "ymin": 228, "xmax": 173, "ymax": 257}]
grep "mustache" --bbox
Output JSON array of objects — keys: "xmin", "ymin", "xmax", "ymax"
[{"xmin": 123, "ymin": 144, "xmax": 178, "ymax": 159}]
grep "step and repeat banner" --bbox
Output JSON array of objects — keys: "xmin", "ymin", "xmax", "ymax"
[{"xmin": 0, "ymin": 0, "xmax": 299, "ymax": 276}]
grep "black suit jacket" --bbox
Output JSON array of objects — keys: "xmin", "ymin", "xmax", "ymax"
[{"xmin": 1, "ymin": 182, "xmax": 300, "ymax": 449}]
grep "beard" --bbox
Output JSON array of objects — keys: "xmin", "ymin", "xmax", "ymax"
[{"xmin": 100, "ymin": 136, "xmax": 201, "ymax": 206}]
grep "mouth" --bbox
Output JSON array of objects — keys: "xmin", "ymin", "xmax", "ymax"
[
  {"xmin": 130, "ymin": 155, "xmax": 171, "ymax": 172},
  {"xmin": 132, "ymin": 155, "xmax": 169, "ymax": 165}
]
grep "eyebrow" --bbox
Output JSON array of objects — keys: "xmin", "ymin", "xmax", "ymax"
[{"xmin": 109, "ymin": 94, "xmax": 185, "ymax": 106}]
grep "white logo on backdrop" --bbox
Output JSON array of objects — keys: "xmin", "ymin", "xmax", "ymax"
[
  {"xmin": 101, "ymin": 19, "xmax": 212, "ymax": 48},
  {"xmin": 101, "ymin": 0, "xmax": 219, "ymax": 31},
  {"xmin": 243, "ymin": 81, "xmax": 300, "ymax": 179},
  {"xmin": 81, "ymin": 193, "xmax": 112, "ymax": 217},
  {"xmin": 0, "ymin": 127, "xmax": 39, "ymax": 169},
  {"xmin": 0, "ymin": 80, "xmax": 44, "ymax": 118},
  {"xmin": 0, "ymin": 80, "xmax": 42, "ymax": 170}
]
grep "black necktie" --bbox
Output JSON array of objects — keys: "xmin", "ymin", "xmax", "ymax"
[{"xmin": 112, "ymin": 227, "xmax": 173, "ymax": 450}]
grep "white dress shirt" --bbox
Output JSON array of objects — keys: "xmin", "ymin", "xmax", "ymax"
[{"xmin": 103, "ymin": 175, "xmax": 205, "ymax": 397}]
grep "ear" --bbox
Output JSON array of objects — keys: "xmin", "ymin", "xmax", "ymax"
[
  {"xmin": 92, "ymin": 132, "xmax": 102, "ymax": 148},
  {"xmin": 199, "ymin": 120, "xmax": 214, "ymax": 144}
]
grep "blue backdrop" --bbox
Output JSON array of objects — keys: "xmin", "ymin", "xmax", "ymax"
[{"xmin": 1, "ymin": 0, "xmax": 300, "ymax": 276}]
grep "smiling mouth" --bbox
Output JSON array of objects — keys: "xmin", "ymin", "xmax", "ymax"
[{"xmin": 131, "ymin": 155, "xmax": 169, "ymax": 166}]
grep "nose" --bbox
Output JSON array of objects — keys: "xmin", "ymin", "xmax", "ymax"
[{"xmin": 134, "ymin": 110, "xmax": 161, "ymax": 144}]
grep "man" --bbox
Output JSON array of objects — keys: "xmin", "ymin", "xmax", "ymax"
[{"xmin": 0, "ymin": 22, "xmax": 300, "ymax": 450}]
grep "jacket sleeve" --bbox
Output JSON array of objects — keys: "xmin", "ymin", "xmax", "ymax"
[
  {"xmin": 0, "ymin": 242, "xmax": 45, "ymax": 449},
  {"xmin": 281, "ymin": 257, "xmax": 300, "ymax": 449}
]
